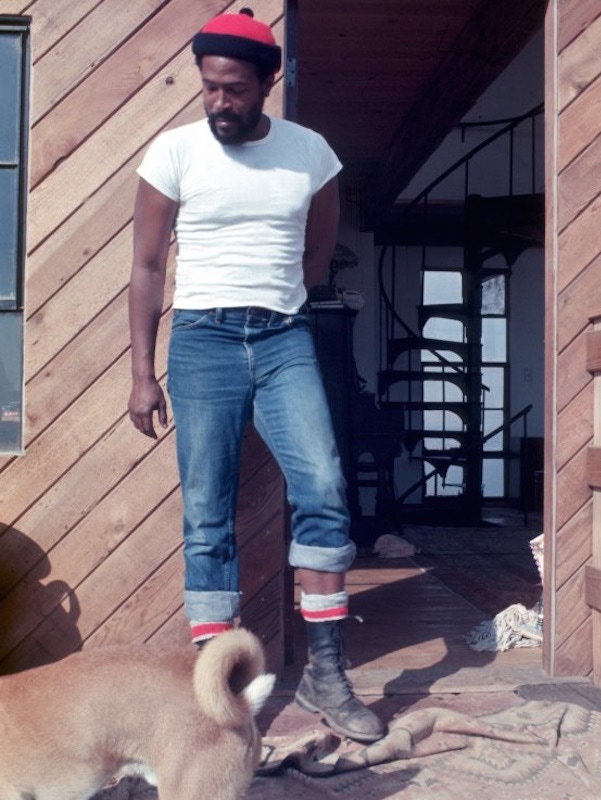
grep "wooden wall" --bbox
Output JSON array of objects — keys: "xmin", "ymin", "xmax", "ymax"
[
  {"xmin": 544, "ymin": 0, "xmax": 601, "ymax": 678},
  {"xmin": 0, "ymin": 0, "xmax": 287, "ymax": 674}
]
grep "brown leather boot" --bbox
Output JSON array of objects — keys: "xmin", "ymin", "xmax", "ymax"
[{"xmin": 295, "ymin": 619, "xmax": 386, "ymax": 743}]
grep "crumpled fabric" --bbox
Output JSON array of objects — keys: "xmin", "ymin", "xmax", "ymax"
[{"xmin": 372, "ymin": 534, "xmax": 416, "ymax": 558}]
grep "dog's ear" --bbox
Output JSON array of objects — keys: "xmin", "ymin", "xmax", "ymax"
[{"xmin": 244, "ymin": 673, "xmax": 276, "ymax": 715}]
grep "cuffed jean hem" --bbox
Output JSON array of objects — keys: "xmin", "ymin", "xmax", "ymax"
[
  {"xmin": 184, "ymin": 589, "xmax": 241, "ymax": 623},
  {"xmin": 289, "ymin": 540, "xmax": 356, "ymax": 573}
]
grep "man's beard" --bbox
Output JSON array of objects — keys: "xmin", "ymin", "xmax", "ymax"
[{"xmin": 207, "ymin": 99, "xmax": 264, "ymax": 145}]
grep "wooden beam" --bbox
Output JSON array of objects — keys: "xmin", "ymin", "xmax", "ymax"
[
  {"xmin": 587, "ymin": 446, "xmax": 601, "ymax": 489},
  {"xmin": 364, "ymin": 0, "xmax": 546, "ymax": 225},
  {"xmin": 585, "ymin": 564, "xmax": 601, "ymax": 612},
  {"xmin": 587, "ymin": 329, "xmax": 601, "ymax": 373}
]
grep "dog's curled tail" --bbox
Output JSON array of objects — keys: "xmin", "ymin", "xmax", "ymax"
[{"xmin": 194, "ymin": 628, "xmax": 275, "ymax": 728}]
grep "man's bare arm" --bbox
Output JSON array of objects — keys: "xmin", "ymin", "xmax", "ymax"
[
  {"xmin": 303, "ymin": 176, "xmax": 340, "ymax": 290},
  {"xmin": 128, "ymin": 178, "xmax": 178, "ymax": 438}
]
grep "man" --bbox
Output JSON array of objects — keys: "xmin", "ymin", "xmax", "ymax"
[{"xmin": 127, "ymin": 9, "xmax": 385, "ymax": 744}]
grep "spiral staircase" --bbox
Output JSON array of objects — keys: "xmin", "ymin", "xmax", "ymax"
[{"xmin": 365, "ymin": 105, "xmax": 544, "ymax": 527}]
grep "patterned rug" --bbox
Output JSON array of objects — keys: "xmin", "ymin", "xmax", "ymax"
[
  {"xmin": 92, "ymin": 699, "xmax": 601, "ymax": 800},
  {"xmin": 253, "ymin": 699, "xmax": 601, "ymax": 799}
]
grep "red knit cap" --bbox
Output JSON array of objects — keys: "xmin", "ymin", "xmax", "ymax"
[{"xmin": 192, "ymin": 8, "xmax": 281, "ymax": 73}]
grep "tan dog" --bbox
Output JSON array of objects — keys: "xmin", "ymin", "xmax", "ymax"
[{"xmin": 0, "ymin": 628, "xmax": 275, "ymax": 800}]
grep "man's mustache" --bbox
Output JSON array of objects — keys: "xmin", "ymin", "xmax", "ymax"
[{"xmin": 209, "ymin": 111, "xmax": 239, "ymax": 123}]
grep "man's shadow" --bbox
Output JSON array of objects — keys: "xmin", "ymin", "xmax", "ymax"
[{"xmin": 0, "ymin": 525, "xmax": 82, "ymax": 674}]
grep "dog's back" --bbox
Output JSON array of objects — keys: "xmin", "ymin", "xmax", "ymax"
[{"xmin": 0, "ymin": 628, "xmax": 274, "ymax": 800}]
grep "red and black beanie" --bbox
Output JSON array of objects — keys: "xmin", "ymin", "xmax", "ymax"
[{"xmin": 192, "ymin": 8, "xmax": 281, "ymax": 74}]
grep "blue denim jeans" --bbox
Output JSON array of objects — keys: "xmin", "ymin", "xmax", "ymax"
[{"xmin": 167, "ymin": 307, "xmax": 355, "ymax": 625}]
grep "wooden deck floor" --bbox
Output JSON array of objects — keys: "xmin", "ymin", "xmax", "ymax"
[
  {"xmin": 265, "ymin": 516, "xmax": 594, "ymax": 738},
  {"xmin": 95, "ymin": 519, "xmax": 601, "ymax": 800},
  {"xmin": 251, "ymin": 537, "xmax": 601, "ymax": 800},
  {"xmin": 277, "ymin": 553, "xmax": 552, "ymax": 700}
]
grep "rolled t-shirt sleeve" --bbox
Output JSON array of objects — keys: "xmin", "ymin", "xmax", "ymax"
[
  {"xmin": 311, "ymin": 132, "xmax": 342, "ymax": 194},
  {"xmin": 136, "ymin": 132, "xmax": 181, "ymax": 202}
]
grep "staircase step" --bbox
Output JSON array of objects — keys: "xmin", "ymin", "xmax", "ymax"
[
  {"xmin": 404, "ymin": 430, "xmax": 469, "ymax": 452},
  {"xmin": 410, "ymin": 453, "xmax": 467, "ymax": 478},
  {"xmin": 379, "ymin": 369, "xmax": 469, "ymax": 395},
  {"xmin": 379, "ymin": 400, "xmax": 472, "ymax": 424},
  {"xmin": 418, "ymin": 304, "xmax": 470, "ymax": 328},
  {"xmin": 388, "ymin": 336, "xmax": 469, "ymax": 363},
  {"xmin": 379, "ymin": 400, "xmax": 464, "ymax": 412}
]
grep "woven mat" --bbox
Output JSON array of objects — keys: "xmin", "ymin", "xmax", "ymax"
[
  {"xmin": 253, "ymin": 699, "xmax": 601, "ymax": 800},
  {"xmin": 93, "ymin": 699, "xmax": 601, "ymax": 800}
]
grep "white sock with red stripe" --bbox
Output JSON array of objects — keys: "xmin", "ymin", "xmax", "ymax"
[
  {"xmin": 300, "ymin": 591, "xmax": 348, "ymax": 622},
  {"xmin": 190, "ymin": 620, "xmax": 234, "ymax": 643}
]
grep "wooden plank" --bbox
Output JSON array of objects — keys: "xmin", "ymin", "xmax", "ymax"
[
  {"xmin": 236, "ymin": 425, "xmax": 287, "ymax": 673},
  {"xmin": 585, "ymin": 564, "xmax": 601, "ymax": 612},
  {"xmin": 556, "ymin": 328, "xmax": 591, "ymax": 412},
  {"xmin": 542, "ymin": 0, "xmax": 558, "ymax": 679},
  {"xmin": 4, "ymin": 0, "xmax": 102, "ymax": 61},
  {"xmin": 557, "ymin": 251, "xmax": 601, "ymax": 351},
  {"xmin": 558, "ymin": 77, "xmax": 601, "ymax": 171},
  {"xmin": 587, "ymin": 330, "xmax": 601, "ymax": 373},
  {"xmin": 558, "ymin": 0, "xmax": 601, "ymax": 52},
  {"xmin": 238, "ymin": 573, "xmax": 286, "ymax": 672},
  {"xmin": 558, "ymin": 11, "xmax": 601, "ymax": 109},
  {"xmin": 587, "ymin": 446, "xmax": 601, "ymax": 489},
  {"xmin": 25, "ymin": 180, "xmax": 137, "ymax": 316},
  {"xmin": 299, "ymin": 55, "xmax": 459, "ymax": 76},
  {"xmin": 556, "ymin": 445, "xmax": 591, "ymax": 531},
  {"xmin": 0, "ymin": 354, "xmax": 169, "ymax": 533},
  {"xmin": 27, "ymin": 46, "xmax": 199, "ymax": 249},
  {"xmin": 592, "ymin": 316, "xmax": 601, "ymax": 683},
  {"xmin": 558, "ymin": 134, "xmax": 601, "ymax": 231},
  {"xmin": 557, "ymin": 198, "xmax": 601, "ymax": 293},
  {"xmin": 556, "ymin": 499, "xmax": 592, "ymax": 589},
  {"xmin": 84, "ymin": 550, "xmax": 185, "ymax": 649},
  {"xmin": 0, "ymin": 436, "xmax": 285, "ymax": 670},
  {"xmin": 23, "ymin": 300, "xmax": 166, "ymax": 443},
  {"xmin": 553, "ymin": 616, "xmax": 593, "ymax": 677},
  {"xmin": 25, "ymin": 230, "xmax": 132, "ymax": 377},
  {"xmin": 550, "ymin": 568, "xmax": 589, "ymax": 650},
  {"xmin": 26, "ymin": 132, "xmax": 185, "ymax": 314},
  {"xmin": 303, "ymin": 0, "xmax": 477, "ymax": 14},
  {"xmin": 0, "ymin": 434, "xmax": 180, "ymax": 659},
  {"xmin": 29, "ymin": 0, "xmax": 268, "ymax": 181},
  {"xmin": 0, "ymin": 1, "xmax": 29, "ymax": 12},
  {"xmin": 30, "ymin": 0, "xmax": 168, "ymax": 125},
  {"xmin": 557, "ymin": 382, "xmax": 593, "ymax": 467},
  {"xmin": 0, "ymin": 492, "xmax": 183, "ymax": 672}
]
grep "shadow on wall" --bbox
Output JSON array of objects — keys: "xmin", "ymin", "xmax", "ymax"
[{"xmin": 0, "ymin": 526, "xmax": 82, "ymax": 674}]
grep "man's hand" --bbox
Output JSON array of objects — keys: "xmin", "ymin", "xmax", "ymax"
[{"xmin": 128, "ymin": 375, "xmax": 168, "ymax": 439}]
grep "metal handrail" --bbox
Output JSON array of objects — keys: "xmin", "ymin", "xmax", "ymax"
[
  {"xmin": 378, "ymin": 103, "xmax": 544, "ymax": 361},
  {"xmin": 395, "ymin": 403, "xmax": 533, "ymax": 505}
]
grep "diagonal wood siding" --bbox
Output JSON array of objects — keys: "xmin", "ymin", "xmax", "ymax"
[
  {"xmin": 544, "ymin": 0, "xmax": 601, "ymax": 678},
  {"xmin": 0, "ymin": 0, "xmax": 286, "ymax": 674}
]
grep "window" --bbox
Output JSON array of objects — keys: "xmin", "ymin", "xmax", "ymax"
[
  {"xmin": 0, "ymin": 16, "xmax": 30, "ymax": 454},
  {"xmin": 481, "ymin": 273, "xmax": 508, "ymax": 497}
]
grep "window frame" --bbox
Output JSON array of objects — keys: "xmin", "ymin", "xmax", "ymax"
[{"xmin": 0, "ymin": 15, "xmax": 31, "ymax": 455}]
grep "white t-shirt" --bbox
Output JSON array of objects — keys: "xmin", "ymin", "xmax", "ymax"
[{"xmin": 137, "ymin": 116, "xmax": 342, "ymax": 313}]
